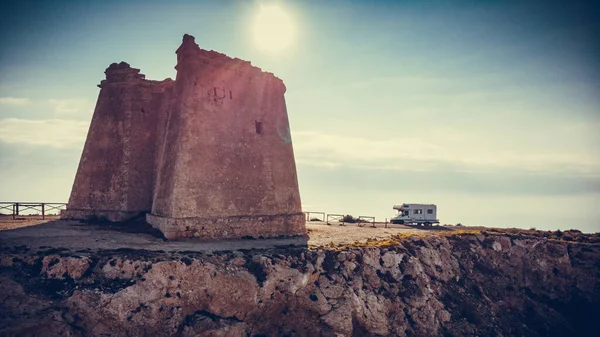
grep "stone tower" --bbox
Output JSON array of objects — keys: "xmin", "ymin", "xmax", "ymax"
[
  {"xmin": 62, "ymin": 62, "xmax": 173, "ymax": 222},
  {"xmin": 63, "ymin": 34, "xmax": 306, "ymax": 240}
]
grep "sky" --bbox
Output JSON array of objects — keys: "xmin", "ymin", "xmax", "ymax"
[{"xmin": 0, "ymin": 0, "xmax": 599, "ymax": 232}]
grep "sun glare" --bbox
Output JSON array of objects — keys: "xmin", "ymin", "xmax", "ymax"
[{"xmin": 252, "ymin": 5, "xmax": 295, "ymax": 53}]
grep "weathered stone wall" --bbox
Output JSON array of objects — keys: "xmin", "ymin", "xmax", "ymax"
[
  {"xmin": 1, "ymin": 232, "xmax": 598, "ymax": 336},
  {"xmin": 148, "ymin": 35, "xmax": 304, "ymax": 239},
  {"xmin": 147, "ymin": 213, "xmax": 306, "ymax": 240},
  {"xmin": 64, "ymin": 62, "xmax": 173, "ymax": 222}
]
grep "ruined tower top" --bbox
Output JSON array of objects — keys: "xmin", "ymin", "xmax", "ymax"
[
  {"xmin": 173, "ymin": 34, "xmax": 286, "ymax": 93},
  {"xmin": 182, "ymin": 33, "xmax": 196, "ymax": 44},
  {"xmin": 175, "ymin": 34, "xmax": 201, "ymax": 68},
  {"xmin": 98, "ymin": 61, "xmax": 173, "ymax": 89},
  {"xmin": 97, "ymin": 62, "xmax": 147, "ymax": 88}
]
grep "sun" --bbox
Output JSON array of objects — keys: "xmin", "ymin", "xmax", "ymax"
[{"xmin": 252, "ymin": 5, "xmax": 295, "ymax": 53}]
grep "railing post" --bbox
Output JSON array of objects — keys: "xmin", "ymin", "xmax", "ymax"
[
  {"xmin": 12, "ymin": 203, "xmax": 15, "ymax": 220},
  {"xmin": 42, "ymin": 203, "xmax": 45, "ymax": 220},
  {"xmin": 15, "ymin": 203, "xmax": 19, "ymax": 217}
]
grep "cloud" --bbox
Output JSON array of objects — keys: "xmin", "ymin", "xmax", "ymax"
[
  {"xmin": 48, "ymin": 98, "xmax": 93, "ymax": 117},
  {"xmin": 292, "ymin": 130, "xmax": 600, "ymax": 177},
  {"xmin": 0, "ymin": 97, "xmax": 30, "ymax": 106},
  {"xmin": 299, "ymin": 163, "xmax": 600, "ymax": 196},
  {"xmin": 0, "ymin": 118, "xmax": 89, "ymax": 148}
]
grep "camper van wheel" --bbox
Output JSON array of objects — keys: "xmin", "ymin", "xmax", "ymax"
[{"xmin": 424, "ymin": 222, "xmax": 431, "ymax": 227}]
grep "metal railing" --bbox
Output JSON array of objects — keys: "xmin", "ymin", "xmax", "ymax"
[
  {"xmin": 303, "ymin": 212, "xmax": 381, "ymax": 227},
  {"xmin": 0, "ymin": 202, "xmax": 67, "ymax": 220},
  {"xmin": 357, "ymin": 216, "xmax": 376, "ymax": 227},
  {"xmin": 305, "ymin": 211, "xmax": 325, "ymax": 222}
]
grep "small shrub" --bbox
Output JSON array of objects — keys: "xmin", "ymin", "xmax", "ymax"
[
  {"xmin": 341, "ymin": 215, "xmax": 357, "ymax": 223},
  {"xmin": 309, "ymin": 217, "xmax": 322, "ymax": 222}
]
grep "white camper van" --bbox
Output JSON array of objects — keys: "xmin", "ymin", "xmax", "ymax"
[{"xmin": 390, "ymin": 203, "xmax": 439, "ymax": 226}]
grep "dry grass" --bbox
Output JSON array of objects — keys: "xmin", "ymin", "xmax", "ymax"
[{"xmin": 310, "ymin": 230, "xmax": 487, "ymax": 250}]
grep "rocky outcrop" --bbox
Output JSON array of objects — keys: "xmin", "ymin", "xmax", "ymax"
[{"xmin": 1, "ymin": 231, "xmax": 599, "ymax": 336}]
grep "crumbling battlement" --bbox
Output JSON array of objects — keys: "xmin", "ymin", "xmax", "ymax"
[
  {"xmin": 102, "ymin": 62, "xmax": 146, "ymax": 83},
  {"xmin": 63, "ymin": 34, "xmax": 305, "ymax": 240},
  {"xmin": 176, "ymin": 34, "xmax": 285, "ymax": 91},
  {"xmin": 99, "ymin": 61, "xmax": 174, "ymax": 88}
]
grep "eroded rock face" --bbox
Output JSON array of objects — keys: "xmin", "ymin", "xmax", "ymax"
[{"xmin": 1, "ymin": 233, "xmax": 599, "ymax": 336}]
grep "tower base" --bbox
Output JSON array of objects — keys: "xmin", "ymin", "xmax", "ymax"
[
  {"xmin": 61, "ymin": 208, "xmax": 145, "ymax": 222},
  {"xmin": 146, "ymin": 212, "xmax": 306, "ymax": 240}
]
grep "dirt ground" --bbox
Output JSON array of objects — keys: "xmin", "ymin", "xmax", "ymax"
[
  {"xmin": 305, "ymin": 221, "xmax": 448, "ymax": 246},
  {"xmin": 0, "ymin": 217, "xmax": 451, "ymax": 252},
  {"xmin": 0, "ymin": 215, "xmax": 60, "ymax": 230},
  {"xmin": 1, "ymin": 216, "xmax": 595, "ymax": 252}
]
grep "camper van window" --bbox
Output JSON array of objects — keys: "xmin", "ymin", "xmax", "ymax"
[
  {"xmin": 427, "ymin": 209, "xmax": 433, "ymax": 214},
  {"xmin": 414, "ymin": 209, "xmax": 423, "ymax": 214}
]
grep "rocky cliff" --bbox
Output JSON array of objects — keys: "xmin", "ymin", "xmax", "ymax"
[{"xmin": 1, "ymin": 230, "xmax": 599, "ymax": 336}]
